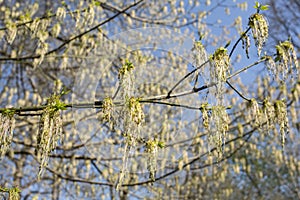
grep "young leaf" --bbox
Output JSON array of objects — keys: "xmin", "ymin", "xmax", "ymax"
[
  {"xmin": 254, "ymin": 1, "xmax": 260, "ymax": 9},
  {"xmin": 224, "ymin": 40, "xmax": 231, "ymax": 48},
  {"xmin": 260, "ymin": 5, "xmax": 269, "ymax": 11}
]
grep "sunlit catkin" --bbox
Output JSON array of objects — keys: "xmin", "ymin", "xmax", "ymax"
[
  {"xmin": 36, "ymin": 95, "xmax": 63, "ymax": 179},
  {"xmin": 274, "ymin": 100, "xmax": 288, "ymax": 147},
  {"xmin": 275, "ymin": 41, "xmax": 299, "ymax": 81},
  {"xmin": 209, "ymin": 105, "xmax": 230, "ymax": 159},
  {"xmin": 248, "ymin": 13, "xmax": 268, "ymax": 56}
]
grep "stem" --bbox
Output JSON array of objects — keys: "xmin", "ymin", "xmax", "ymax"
[
  {"xmin": 229, "ymin": 26, "xmax": 251, "ymax": 58},
  {"xmin": 225, "ymin": 26, "xmax": 264, "ymax": 103},
  {"xmin": 167, "ymin": 60, "xmax": 210, "ymax": 97},
  {"xmin": 227, "ymin": 58, "xmax": 267, "ymax": 79},
  {"xmin": 226, "ymin": 80, "xmax": 251, "ymax": 102}
]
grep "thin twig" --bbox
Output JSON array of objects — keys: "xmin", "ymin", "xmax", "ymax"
[
  {"xmin": 227, "ymin": 58, "xmax": 267, "ymax": 79},
  {"xmin": 0, "ymin": 0, "xmax": 144, "ymax": 62},
  {"xmin": 229, "ymin": 26, "xmax": 251, "ymax": 58},
  {"xmin": 226, "ymin": 80, "xmax": 251, "ymax": 102},
  {"xmin": 167, "ymin": 60, "xmax": 210, "ymax": 97},
  {"xmin": 123, "ymin": 126, "xmax": 255, "ymax": 187}
]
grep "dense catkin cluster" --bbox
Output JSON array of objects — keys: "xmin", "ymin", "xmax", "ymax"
[
  {"xmin": 118, "ymin": 60, "xmax": 143, "ymax": 141},
  {"xmin": 192, "ymin": 41, "xmax": 209, "ymax": 84},
  {"xmin": 33, "ymin": 42, "xmax": 48, "ymax": 68},
  {"xmin": 275, "ymin": 41, "xmax": 299, "ymax": 81},
  {"xmin": 116, "ymin": 60, "xmax": 146, "ymax": 190},
  {"xmin": 0, "ymin": 111, "xmax": 15, "ymax": 158},
  {"xmin": 101, "ymin": 97, "xmax": 114, "ymax": 122},
  {"xmin": 0, "ymin": 186, "xmax": 20, "ymax": 200},
  {"xmin": 208, "ymin": 106, "xmax": 230, "ymax": 159},
  {"xmin": 210, "ymin": 47, "xmax": 230, "ymax": 83},
  {"xmin": 264, "ymin": 56, "xmax": 277, "ymax": 78},
  {"xmin": 121, "ymin": 97, "xmax": 144, "ymax": 153},
  {"xmin": 262, "ymin": 98, "xmax": 275, "ymax": 133},
  {"xmin": 209, "ymin": 47, "xmax": 230, "ymax": 103},
  {"xmin": 116, "ymin": 96, "xmax": 145, "ymax": 190},
  {"xmin": 193, "ymin": 41, "xmax": 207, "ymax": 65},
  {"xmin": 248, "ymin": 13, "xmax": 268, "ymax": 56},
  {"xmin": 35, "ymin": 96, "xmax": 63, "ymax": 179},
  {"xmin": 274, "ymin": 100, "xmax": 288, "ymax": 147},
  {"xmin": 127, "ymin": 97, "xmax": 144, "ymax": 126},
  {"xmin": 5, "ymin": 21, "xmax": 17, "ymax": 45},
  {"xmin": 145, "ymin": 139, "xmax": 159, "ymax": 182},
  {"xmin": 200, "ymin": 103, "xmax": 209, "ymax": 129},
  {"xmin": 8, "ymin": 187, "xmax": 20, "ymax": 200},
  {"xmin": 247, "ymin": 98, "xmax": 261, "ymax": 127},
  {"xmin": 118, "ymin": 59, "xmax": 135, "ymax": 99},
  {"xmin": 121, "ymin": 97, "xmax": 144, "ymax": 147}
]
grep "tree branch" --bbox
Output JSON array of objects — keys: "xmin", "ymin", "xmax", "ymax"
[{"xmin": 0, "ymin": 0, "xmax": 144, "ymax": 62}]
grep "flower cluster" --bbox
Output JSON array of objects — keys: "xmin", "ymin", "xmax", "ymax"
[
  {"xmin": 145, "ymin": 139, "xmax": 159, "ymax": 182},
  {"xmin": 208, "ymin": 105, "xmax": 230, "ymax": 159},
  {"xmin": 0, "ymin": 110, "xmax": 15, "ymax": 158},
  {"xmin": 248, "ymin": 13, "xmax": 268, "ymax": 56},
  {"xmin": 262, "ymin": 98, "xmax": 275, "ymax": 133},
  {"xmin": 275, "ymin": 40, "xmax": 299, "ymax": 81},
  {"xmin": 193, "ymin": 41, "xmax": 208, "ymax": 67},
  {"xmin": 101, "ymin": 97, "xmax": 114, "ymax": 122},
  {"xmin": 247, "ymin": 98, "xmax": 261, "ymax": 127},
  {"xmin": 118, "ymin": 59, "xmax": 134, "ymax": 79},
  {"xmin": 0, "ymin": 186, "xmax": 20, "ymax": 200},
  {"xmin": 9, "ymin": 187, "xmax": 20, "ymax": 200},
  {"xmin": 209, "ymin": 47, "xmax": 230, "ymax": 103},
  {"xmin": 127, "ymin": 97, "xmax": 144, "ymax": 125},
  {"xmin": 35, "ymin": 94, "xmax": 64, "ymax": 179},
  {"xmin": 117, "ymin": 71, "xmax": 145, "ymax": 189},
  {"xmin": 241, "ymin": 33, "xmax": 251, "ymax": 58},
  {"xmin": 33, "ymin": 42, "xmax": 49, "ymax": 68},
  {"xmin": 291, "ymin": 80, "xmax": 300, "ymax": 103},
  {"xmin": 200, "ymin": 103, "xmax": 209, "ymax": 129},
  {"xmin": 210, "ymin": 47, "xmax": 230, "ymax": 83},
  {"xmin": 121, "ymin": 97, "xmax": 144, "ymax": 147},
  {"xmin": 118, "ymin": 59, "xmax": 135, "ymax": 99},
  {"xmin": 274, "ymin": 100, "xmax": 288, "ymax": 147},
  {"xmin": 192, "ymin": 41, "xmax": 209, "ymax": 84},
  {"xmin": 264, "ymin": 56, "xmax": 277, "ymax": 78},
  {"xmin": 56, "ymin": 7, "xmax": 66, "ymax": 21},
  {"xmin": 5, "ymin": 21, "xmax": 17, "ymax": 44}
]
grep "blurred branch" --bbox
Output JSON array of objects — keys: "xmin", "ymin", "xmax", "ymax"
[{"xmin": 0, "ymin": 0, "xmax": 144, "ymax": 62}]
